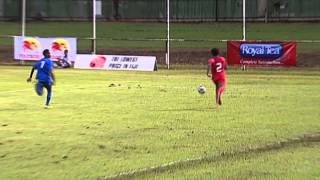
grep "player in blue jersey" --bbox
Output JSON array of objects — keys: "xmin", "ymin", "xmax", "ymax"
[{"xmin": 27, "ymin": 49, "xmax": 56, "ymax": 108}]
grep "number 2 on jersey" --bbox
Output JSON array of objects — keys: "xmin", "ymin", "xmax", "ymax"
[{"xmin": 216, "ymin": 62, "xmax": 222, "ymax": 72}]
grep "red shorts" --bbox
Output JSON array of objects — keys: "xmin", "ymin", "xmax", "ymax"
[{"xmin": 213, "ymin": 79, "xmax": 226, "ymax": 86}]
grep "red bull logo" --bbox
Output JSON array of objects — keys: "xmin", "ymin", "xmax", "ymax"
[
  {"xmin": 51, "ymin": 39, "xmax": 70, "ymax": 51},
  {"xmin": 23, "ymin": 38, "xmax": 41, "ymax": 51},
  {"xmin": 90, "ymin": 56, "xmax": 107, "ymax": 68}
]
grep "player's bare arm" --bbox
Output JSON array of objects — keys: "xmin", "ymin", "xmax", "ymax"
[
  {"xmin": 51, "ymin": 71, "xmax": 56, "ymax": 85},
  {"xmin": 27, "ymin": 67, "xmax": 35, "ymax": 82},
  {"xmin": 207, "ymin": 64, "xmax": 212, "ymax": 77}
]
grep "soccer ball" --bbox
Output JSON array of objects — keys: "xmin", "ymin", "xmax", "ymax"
[{"xmin": 197, "ymin": 85, "xmax": 206, "ymax": 94}]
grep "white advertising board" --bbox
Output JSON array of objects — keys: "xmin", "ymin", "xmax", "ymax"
[
  {"xmin": 14, "ymin": 36, "xmax": 77, "ymax": 61},
  {"xmin": 75, "ymin": 54, "xmax": 157, "ymax": 71}
]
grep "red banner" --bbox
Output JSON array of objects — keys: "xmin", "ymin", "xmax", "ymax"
[{"xmin": 227, "ymin": 41, "xmax": 296, "ymax": 66}]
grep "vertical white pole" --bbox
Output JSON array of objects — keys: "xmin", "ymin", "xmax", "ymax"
[
  {"xmin": 22, "ymin": 0, "xmax": 26, "ymax": 36},
  {"xmin": 166, "ymin": 0, "xmax": 170, "ymax": 69},
  {"xmin": 242, "ymin": 0, "xmax": 246, "ymax": 41},
  {"xmin": 241, "ymin": 0, "xmax": 246, "ymax": 69},
  {"xmin": 93, "ymin": 0, "xmax": 97, "ymax": 54}
]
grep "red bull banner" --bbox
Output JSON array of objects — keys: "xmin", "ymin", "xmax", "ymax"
[
  {"xmin": 227, "ymin": 41, "xmax": 297, "ymax": 66},
  {"xmin": 14, "ymin": 36, "xmax": 77, "ymax": 61},
  {"xmin": 74, "ymin": 54, "xmax": 157, "ymax": 71}
]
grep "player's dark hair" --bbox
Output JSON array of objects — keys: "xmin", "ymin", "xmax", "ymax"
[
  {"xmin": 43, "ymin": 49, "xmax": 50, "ymax": 56},
  {"xmin": 211, "ymin": 48, "xmax": 220, "ymax": 56}
]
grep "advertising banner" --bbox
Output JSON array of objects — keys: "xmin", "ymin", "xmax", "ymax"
[
  {"xmin": 74, "ymin": 54, "xmax": 157, "ymax": 71},
  {"xmin": 227, "ymin": 41, "xmax": 297, "ymax": 66},
  {"xmin": 14, "ymin": 36, "xmax": 77, "ymax": 61}
]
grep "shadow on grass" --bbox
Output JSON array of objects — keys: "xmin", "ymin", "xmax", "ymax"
[
  {"xmin": 0, "ymin": 108, "xmax": 28, "ymax": 111},
  {"xmin": 156, "ymin": 107, "xmax": 217, "ymax": 112},
  {"xmin": 98, "ymin": 132, "xmax": 320, "ymax": 180}
]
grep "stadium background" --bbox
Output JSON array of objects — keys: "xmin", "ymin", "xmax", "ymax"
[
  {"xmin": 0, "ymin": 0, "xmax": 320, "ymax": 66},
  {"xmin": 0, "ymin": 2, "xmax": 320, "ymax": 179},
  {"xmin": 1, "ymin": 0, "xmax": 320, "ymax": 21}
]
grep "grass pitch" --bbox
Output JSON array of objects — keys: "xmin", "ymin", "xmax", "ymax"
[
  {"xmin": 0, "ymin": 66, "xmax": 319, "ymax": 179},
  {"xmin": 146, "ymin": 143, "xmax": 320, "ymax": 180}
]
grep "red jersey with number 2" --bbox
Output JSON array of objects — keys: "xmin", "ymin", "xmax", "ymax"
[{"xmin": 208, "ymin": 56, "xmax": 227, "ymax": 82}]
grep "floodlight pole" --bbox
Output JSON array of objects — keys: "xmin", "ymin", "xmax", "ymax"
[
  {"xmin": 242, "ymin": 0, "xmax": 246, "ymax": 41},
  {"xmin": 22, "ymin": 0, "xmax": 26, "ymax": 36},
  {"xmin": 166, "ymin": 0, "xmax": 170, "ymax": 69},
  {"xmin": 92, "ymin": 0, "xmax": 97, "ymax": 54}
]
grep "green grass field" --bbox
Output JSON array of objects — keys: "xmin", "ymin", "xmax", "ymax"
[
  {"xmin": 1, "ymin": 22, "xmax": 320, "ymax": 51},
  {"xmin": 148, "ymin": 143, "xmax": 320, "ymax": 180},
  {"xmin": 0, "ymin": 66, "xmax": 319, "ymax": 179}
]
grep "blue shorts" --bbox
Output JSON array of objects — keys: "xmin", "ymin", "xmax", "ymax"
[{"xmin": 35, "ymin": 81, "xmax": 52, "ymax": 96}]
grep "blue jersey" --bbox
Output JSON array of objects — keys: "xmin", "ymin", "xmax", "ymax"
[{"xmin": 34, "ymin": 57, "xmax": 53, "ymax": 84}]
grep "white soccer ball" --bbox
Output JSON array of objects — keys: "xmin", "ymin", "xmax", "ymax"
[{"xmin": 197, "ymin": 85, "xmax": 206, "ymax": 94}]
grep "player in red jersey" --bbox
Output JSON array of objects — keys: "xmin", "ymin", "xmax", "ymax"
[{"xmin": 207, "ymin": 48, "xmax": 227, "ymax": 106}]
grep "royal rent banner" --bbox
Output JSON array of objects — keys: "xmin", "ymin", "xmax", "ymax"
[
  {"xmin": 227, "ymin": 41, "xmax": 297, "ymax": 66},
  {"xmin": 74, "ymin": 54, "xmax": 157, "ymax": 71},
  {"xmin": 14, "ymin": 36, "xmax": 77, "ymax": 61}
]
